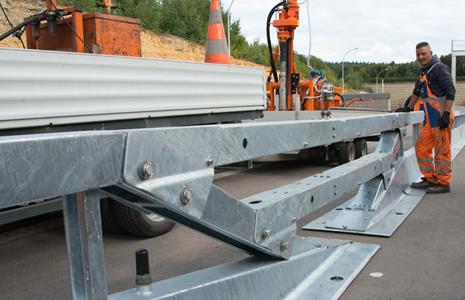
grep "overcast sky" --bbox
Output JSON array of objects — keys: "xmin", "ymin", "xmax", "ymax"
[{"xmin": 226, "ymin": 0, "xmax": 465, "ymax": 63}]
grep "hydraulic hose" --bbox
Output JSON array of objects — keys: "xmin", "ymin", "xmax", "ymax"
[
  {"xmin": 0, "ymin": 12, "xmax": 47, "ymax": 42},
  {"xmin": 266, "ymin": 1, "xmax": 285, "ymax": 83},
  {"xmin": 334, "ymin": 93, "xmax": 345, "ymax": 106}
]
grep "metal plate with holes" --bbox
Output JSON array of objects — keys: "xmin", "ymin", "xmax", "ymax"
[{"xmin": 108, "ymin": 237, "xmax": 379, "ymax": 300}]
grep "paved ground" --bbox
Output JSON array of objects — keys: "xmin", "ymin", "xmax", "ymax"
[{"xmin": 0, "ymin": 146, "xmax": 464, "ymax": 299}]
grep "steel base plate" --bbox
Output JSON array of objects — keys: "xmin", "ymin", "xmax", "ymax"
[
  {"xmin": 303, "ymin": 147, "xmax": 424, "ymax": 237},
  {"xmin": 109, "ymin": 237, "xmax": 379, "ymax": 300},
  {"xmin": 303, "ymin": 188, "xmax": 424, "ymax": 237}
]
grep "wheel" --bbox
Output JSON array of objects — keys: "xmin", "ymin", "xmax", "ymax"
[
  {"xmin": 337, "ymin": 142, "xmax": 356, "ymax": 165},
  {"xmin": 354, "ymin": 139, "xmax": 368, "ymax": 159},
  {"xmin": 111, "ymin": 200, "xmax": 175, "ymax": 238}
]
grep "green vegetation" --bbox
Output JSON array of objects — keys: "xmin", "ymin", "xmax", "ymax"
[
  {"xmin": 327, "ymin": 54, "xmax": 465, "ymax": 89},
  {"xmin": 58, "ymin": 0, "xmax": 465, "ymax": 88}
]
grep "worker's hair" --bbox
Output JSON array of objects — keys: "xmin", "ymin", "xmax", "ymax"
[{"xmin": 416, "ymin": 42, "xmax": 430, "ymax": 49}]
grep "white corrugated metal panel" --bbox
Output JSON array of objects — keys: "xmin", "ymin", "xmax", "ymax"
[{"xmin": 0, "ymin": 48, "xmax": 265, "ymax": 129}]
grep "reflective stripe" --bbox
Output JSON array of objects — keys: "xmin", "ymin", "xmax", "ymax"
[
  {"xmin": 436, "ymin": 161, "xmax": 451, "ymax": 167},
  {"xmin": 426, "ymin": 62, "xmax": 440, "ymax": 75},
  {"xmin": 418, "ymin": 158, "xmax": 433, "ymax": 163},
  {"xmin": 420, "ymin": 166, "xmax": 434, "ymax": 172},
  {"xmin": 423, "ymin": 96, "xmax": 446, "ymax": 106},
  {"xmin": 436, "ymin": 169, "xmax": 451, "ymax": 175},
  {"xmin": 206, "ymin": 39, "xmax": 229, "ymax": 55},
  {"xmin": 208, "ymin": 9, "xmax": 223, "ymax": 24}
]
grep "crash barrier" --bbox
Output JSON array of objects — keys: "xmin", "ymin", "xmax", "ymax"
[{"xmin": 3, "ymin": 110, "xmax": 465, "ymax": 299}]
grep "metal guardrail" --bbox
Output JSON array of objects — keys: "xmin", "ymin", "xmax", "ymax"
[{"xmin": 0, "ymin": 48, "xmax": 265, "ymax": 130}]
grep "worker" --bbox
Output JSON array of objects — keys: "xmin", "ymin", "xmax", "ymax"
[{"xmin": 397, "ymin": 42, "xmax": 456, "ymax": 193}]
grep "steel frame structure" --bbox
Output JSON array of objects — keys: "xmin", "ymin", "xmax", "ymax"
[{"xmin": 0, "ymin": 109, "xmax": 427, "ymax": 299}]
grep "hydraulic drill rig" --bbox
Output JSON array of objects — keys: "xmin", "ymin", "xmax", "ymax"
[{"xmin": 266, "ymin": 0, "xmax": 344, "ymax": 112}]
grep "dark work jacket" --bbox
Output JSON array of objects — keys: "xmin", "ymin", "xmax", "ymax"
[{"xmin": 414, "ymin": 56, "xmax": 456, "ymax": 101}]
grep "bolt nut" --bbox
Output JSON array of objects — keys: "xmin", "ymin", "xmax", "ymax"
[
  {"xmin": 206, "ymin": 159, "xmax": 214, "ymax": 166},
  {"xmin": 139, "ymin": 161, "xmax": 153, "ymax": 180},
  {"xmin": 180, "ymin": 187, "xmax": 193, "ymax": 205},
  {"xmin": 261, "ymin": 229, "xmax": 272, "ymax": 240},
  {"xmin": 280, "ymin": 241, "xmax": 290, "ymax": 252}
]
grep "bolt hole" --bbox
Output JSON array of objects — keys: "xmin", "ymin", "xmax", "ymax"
[
  {"xmin": 311, "ymin": 196, "xmax": 314, "ymax": 203},
  {"xmin": 330, "ymin": 276, "xmax": 344, "ymax": 282},
  {"xmin": 395, "ymin": 212, "xmax": 404, "ymax": 215},
  {"xmin": 335, "ymin": 208, "xmax": 343, "ymax": 210},
  {"xmin": 242, "ymin": 138, "xmax": 248, "ymax": 148},
  {"xmin": 249, "ymin": 200, "xmax": 262, "ymax": 204}
]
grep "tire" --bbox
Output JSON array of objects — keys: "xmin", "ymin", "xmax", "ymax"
[
  {"xmin": 100, "ymin": 198, "xmax": 127, "ymax": 234},
  {"xmin": 354, "ymin": 139, "xmax": 368, "ymax": 159},
  {"xmin": 337, "ymin": 142, "xmax": 356, "ymax": 165},
  {"xmin": 112, "ymin": 201, "xmax": 175, "ymax": 238}
]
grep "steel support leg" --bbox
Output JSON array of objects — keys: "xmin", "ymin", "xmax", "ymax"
[{"xmin": 63, "ymin": 191, "xmax": 108, "ymax": 300}]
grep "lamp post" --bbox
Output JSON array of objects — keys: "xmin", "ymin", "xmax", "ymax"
[
  {"xmin": 341, "ymin": 47, "xmax": 359, "ymax": 93},
  {"xmin": 376, "ymin": 68, "xmax": 389, "ymax": 93},
  {"xmin": 226, "ymin": 0, "xmax": 236, "ymax": 57}
]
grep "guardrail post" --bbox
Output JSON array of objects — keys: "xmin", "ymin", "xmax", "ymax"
[{"xmin": 63, "ymin": 191, "xmax": 108, "ymax": 300}]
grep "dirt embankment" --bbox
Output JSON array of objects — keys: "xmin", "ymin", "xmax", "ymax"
[
  {"xmin": 0, "ymin": 0, "xmax": 45, "ymax": 48},
  {"xmin": 0, "ymin": 0, "xmax": 262, "ymax": 68}
]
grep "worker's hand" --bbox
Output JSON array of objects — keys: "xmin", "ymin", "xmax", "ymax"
[
  {"xmin": 395, "ymin": 106, "xmax": 411, "ymax": 113},
  {"xmin": 439, "ymin": 111, "xmax": 451, "ymax": 129}
]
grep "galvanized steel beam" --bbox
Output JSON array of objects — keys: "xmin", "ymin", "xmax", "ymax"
[
  {"xmin": 63, "ymin": 191, "xmax": 108, "ymax": 300},
  {"xmin": 0, "ymin": 113, "xmax": 422, "ymax": 258}
]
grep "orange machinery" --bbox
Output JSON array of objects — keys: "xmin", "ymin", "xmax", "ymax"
[
  {"xmin": 25, "ymin": 0, "xmax": 141, "ymax": 57},
  {"xmin": 266, "ymin": 0, "xmax": 344, "ymax": 112}
]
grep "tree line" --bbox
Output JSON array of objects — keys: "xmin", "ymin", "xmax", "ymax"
[{"xmin": 58, "ymin": 0, "xmax": 464, "ymax": 89}]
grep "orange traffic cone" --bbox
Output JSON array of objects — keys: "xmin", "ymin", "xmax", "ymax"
[{"xmin": 204, "ymin": 0, "xmax": 231, "ymax": 64}]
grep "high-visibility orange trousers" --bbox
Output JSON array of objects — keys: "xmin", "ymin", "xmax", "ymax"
[{"xmin": 415, "ymin": 121, "xmax": 453, "ymax": 186}]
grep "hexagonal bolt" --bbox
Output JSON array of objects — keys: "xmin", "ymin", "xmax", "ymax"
[
  {"xmin": 180, "ymin": 187, "xmax": 193, "ymax": 205},
  {"xmin": 261, "ymin": 229, "xmax": 272, "ymax": 240},
  {"xmin": 280, "ymin": 241, "xmax": 290, "ymax": 252},
  {"xmin": 139, "ymin": 161, "xmax": 153, "ymax": 181}
]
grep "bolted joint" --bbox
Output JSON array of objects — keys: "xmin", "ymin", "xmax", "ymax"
[
  {"xmin": 280, "ymin": 241, "xmax": 290, "ymax": 252},
  {"xmin": 180, "ymin": 187, "xmax": 193, "ymax": 205},
  {"xmin": 139, "ymin": 161, "xmax": 154, "ymax": 181},
  {"xmin": 261, "ymin": 229, "xmax": 272, "ymax": 240}
]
